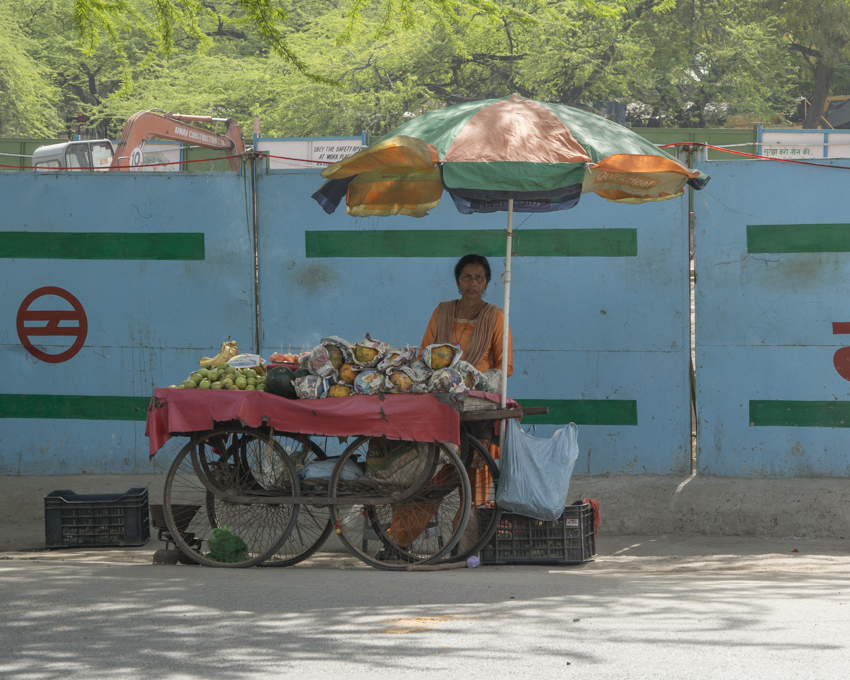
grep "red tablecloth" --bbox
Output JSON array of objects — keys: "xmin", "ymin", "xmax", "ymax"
[{"xmin": 145, "ymin": 388, "xmax": 479, "ymax": 457}]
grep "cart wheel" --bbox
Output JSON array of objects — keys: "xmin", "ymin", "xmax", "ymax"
[
  {"xmin": 439, "ymin": 433, "xmax": 502, "ymax": 562},
  {"xmin": 328, "ymin": 436, "xmax": 471, "ymax": 571},
  {"xmin": 263, "ymin": 434, "xmax": 333, "ymax": 567},
  {"xmin": 164, "ymin": 427, "xmax": 299, "ymax": 568}
]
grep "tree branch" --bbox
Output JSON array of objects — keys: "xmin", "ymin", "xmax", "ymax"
[{"xmin": 790, "ymin": 43, "xmax": 823, "ymax": 60}]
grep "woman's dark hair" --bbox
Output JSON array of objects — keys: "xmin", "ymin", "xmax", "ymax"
[{"xmin": 454, "ymin": 254, "xmax": 491, "ymax": 283}]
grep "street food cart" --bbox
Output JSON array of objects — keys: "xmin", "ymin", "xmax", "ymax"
[{"xmin": 146, "ymin": 388, "xmax": 546, "ymax": 570}]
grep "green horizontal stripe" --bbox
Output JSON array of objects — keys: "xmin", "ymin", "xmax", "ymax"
[
  {"xmin": 306, "ymin": 229, "xmax": 637, "ymax": 258},
  {"xmin": 517, "ymin": 399, "xmax": 638, "ymax": 426},
  {"xmin": 442, "ymin": 161, "xmax": 586, "ymax": 192},
  {"xmin": 0, "ymin": 232, "xmax": 205, "ymax": 260},
  {"xmin": 0, "ymin": 395, "xmax": 149, "ymax": 421},
  {"xmin": 749, "ymin": 400, "xmax": 850, "ymax": 428},
  {"xmin": 747, "ymin": 224, "xmax": 850, "ymax": 253}
]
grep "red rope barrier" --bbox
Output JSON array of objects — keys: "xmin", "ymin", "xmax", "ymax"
[
  {"xmin": 660, "ymin": 142, "xmax": 850, "ymax": 170},
  {"xmin": 263, "ymin": 154, "xmax": 333, "ymax": 165}
]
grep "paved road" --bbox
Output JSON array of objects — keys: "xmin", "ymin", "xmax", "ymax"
[{"xmin": 2, "ymin": 537, "xmax": 849, "ymax": 679}]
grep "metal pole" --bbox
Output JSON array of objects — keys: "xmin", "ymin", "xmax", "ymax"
[
  {"xmin": 686, "ymin": 146, "xmax": 697, "ymax": 476},
  {"xmin": 499, "ymin": 198, "xmax": 514, "ymax": 454},
  {"xmin": 250, "ymin": 153, "xmax": 261, "ymax": 355}
]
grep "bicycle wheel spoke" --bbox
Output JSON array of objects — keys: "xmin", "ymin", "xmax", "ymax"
[
  {"xmin": 263, "ymin": 434, "xmax": 332, "ymax": 567},
  {"xmin": 163, "ymin": 427, "xmax": 299, "ymax": 568},
  {"xmin": 329, "ymin": 437, "xmax": 471, "ymax": 570}
]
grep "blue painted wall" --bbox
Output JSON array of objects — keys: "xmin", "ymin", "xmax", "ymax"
[
  {"xmin": 1, "ymin": 172, "xmax": 254, "ymax": 474},
  {"xmin": 1, "ymin": 166, "xmax": 691, "ymax": 475},
  {"xmin": 258, "ymin": 169, "xmax": 691, "ymax": 475},
  {"xmin": 694, "ymin": 159, "xmax": 850, "ymax": 477}
]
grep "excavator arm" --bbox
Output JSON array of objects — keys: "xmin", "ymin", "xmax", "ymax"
[{"xmin": 110, "ymin": 111, "xmax": 246, "ymax": 171}]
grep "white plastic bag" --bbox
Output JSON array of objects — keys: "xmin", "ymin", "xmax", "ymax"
[{"xmin": 495, "ymin": 419, "xmax": 579, "ymax": 521}]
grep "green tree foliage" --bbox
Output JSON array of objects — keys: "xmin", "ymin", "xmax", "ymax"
[
  {"xmin": 0, "ymin": 4, "xmax": 62, "ymax": 135},
  {"xmin": 6, "ymin": 0, "xmax": 838, "ymax": 140},
  {"xmin": 623, "ymin": 0, "xmax": 796, "ymax": 127},
  {"xmin": 765, "ymin": 0, "xmax": 850, "ymax": 128}
]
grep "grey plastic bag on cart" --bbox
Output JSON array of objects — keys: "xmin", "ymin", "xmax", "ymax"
[{"xmin": 495, "ymin": 419, "xmax": 579, "ymax": 521}]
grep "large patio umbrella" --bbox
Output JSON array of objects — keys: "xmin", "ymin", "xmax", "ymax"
[{"xmin": 312, "ymin": 94, "xmax": 709, "ymax": 430}]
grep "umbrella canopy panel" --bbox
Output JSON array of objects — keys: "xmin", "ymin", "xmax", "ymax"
[{"xmin": 315, "ymin": 95, "xmax": 709, "ymax": 218}]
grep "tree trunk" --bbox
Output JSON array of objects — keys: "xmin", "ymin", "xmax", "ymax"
[{"xmin": 804, "ymin": 62, "xmax": 835, "ymax": 129}]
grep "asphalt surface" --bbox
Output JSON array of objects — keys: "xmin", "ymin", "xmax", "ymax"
[{"xmin": 2, "ymin": 536, "xmax": 850, "ymax": 679}]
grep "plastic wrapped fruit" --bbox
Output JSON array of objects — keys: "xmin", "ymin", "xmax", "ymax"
[
  {"xmin": 308, "ymin": 345, "xmax": 339, "ymax": 379},
  {"xmin": 325, "ymin": 344, "xmax": 345, "ymax": 370},
  {"xmin": 338, "ymin": 363, "xmax": 361, "ymax": 385},
  {"xmin": 354, "ymin": 370, "xmax": 385, "ymax": 395},
  {"xmin": 387, "ymin": 369, "xmax": 415, "ymax": 393},
  {"xmin": 423, "ymin": 343, "xmax": 461, "ymax": 370},
  {"xmin": 428, "ymin": 367, "xmax": 466, "ymax": 394},
  {"xmin": 354, "ymin": 346, "xmax": 379, "ymax": 364}
]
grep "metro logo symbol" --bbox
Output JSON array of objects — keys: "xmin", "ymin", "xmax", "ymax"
[
  {"xmin": 16, "ymin": 287, "xmax": 88, "ymax": 364},
  {"xmin": 832, "ymin": 322, "xmax": 850, "ymax": 381}
]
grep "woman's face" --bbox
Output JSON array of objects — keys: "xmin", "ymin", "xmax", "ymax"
[{"xmin": 457, "ymin": 263, "xmax": 488, "ymax": 300}]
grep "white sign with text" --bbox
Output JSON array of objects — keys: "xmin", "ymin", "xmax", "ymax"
[{"xmin": 258, "ymin": 138, "xmax": 366, "ymax": 170}]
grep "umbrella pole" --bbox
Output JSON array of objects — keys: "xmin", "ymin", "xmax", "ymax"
[{"xmin": 499, "ymin": 198, "xmax": 514, "ymax": 454}]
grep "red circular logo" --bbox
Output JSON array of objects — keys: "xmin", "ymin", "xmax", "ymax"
[{"xmin": 16, "ymin": 287, "xmax": 88, "ymax": 363}]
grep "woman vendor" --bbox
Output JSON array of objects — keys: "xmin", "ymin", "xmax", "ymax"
[
  {"xmin": 419, "ymin": 253, "xmax": 513, "ymax": 377},
  {"xmin": 384, "ymin": 254, "xmax": 512, "ymax": 554}
]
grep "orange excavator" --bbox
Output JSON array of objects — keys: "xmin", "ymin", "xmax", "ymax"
[{"xmin": 31, "ymin": 110, "xmax": 246, "ymax": 171}]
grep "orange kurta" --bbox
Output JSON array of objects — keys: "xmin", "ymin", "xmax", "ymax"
[{"xmin": 419, "ymin": 306, "xmax": 513, "ymax": 376}]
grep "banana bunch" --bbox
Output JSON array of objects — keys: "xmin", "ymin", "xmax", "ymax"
[{"xmin": 199, "ymin": 341, "xmax": 238, "ymax": 369}]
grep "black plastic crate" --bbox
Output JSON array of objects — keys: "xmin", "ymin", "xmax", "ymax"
[
  {"xmin": 480, "ymin": 502, "xmax": 596, "ymax": 565},
  {"xmin": 44, "ymin": 488, "xmax": 150, "ymax": 548}
]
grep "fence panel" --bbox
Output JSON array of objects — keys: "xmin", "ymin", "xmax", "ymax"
[{"xmin": 694, "ymin": 159, "xmax": 850, "ymax": 477}]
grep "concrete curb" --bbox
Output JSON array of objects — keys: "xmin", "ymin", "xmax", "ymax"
[{"xmin": 3, "ymin": 473, "xmax": 850, "ymax": 553}]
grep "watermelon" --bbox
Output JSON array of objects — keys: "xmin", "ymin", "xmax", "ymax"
[
  {"xmin": 265, "ymin": 366, "xmax": 297, "ymax": 399},
  {"xmin": 294, "ymin": 368, "xmax": 311, "ymax": 378}
]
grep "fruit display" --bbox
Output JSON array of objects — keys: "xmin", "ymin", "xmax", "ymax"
[
  {"xmin": 170, "ymin": 363, "xmax": 267, "ymax": 391},
  {"xmin": 165, "ymin": 334, "xmax": 499, "ymax": 400}
]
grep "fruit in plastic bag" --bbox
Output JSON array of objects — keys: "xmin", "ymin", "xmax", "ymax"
[
  {"xmin": 355, "ymin": 346, "xmax": 379, "ymax": 364},
  {"xmin": 309, "ymin": 345, "xmax": 339, "ymax": 379},
  {"xmin": 456, "ymin": 361, "xmax": 486, "ymax": 390},
  {"xmin": 428, "ymin": 367, "xmax": 466, "ymax": 393},
  {"xmin": 479, "ymin": 369, "xmax": 502, "ymax": 393},
  {"xmin": 354, "ymin": 369, "xmax": 385, "ymax": 395},
  {"xmin": 325, "ymin": 344, "xmax": 345, "ymax": 370},
  {"xmin": 328, "ymin": 384, "xmax": 352, "ymax": 397},
  {"xmin": 388, "ymin": 370, "xmax": 414, "ymax": 392},
  {"xmin": 293, "ymin": 375, "xmax": 331, "ymax": 399},
  {"xmin": 376, "ymin": 345, "xmax": 417, "ymax": 372},
  {"xmin": 352, "ymin": 334, "xmax": 390, "ymax": 368},
  {"xmin": 339, "ymin": 363, "xmax": 361, "ymax": 385},
  {"xmin": 423, "ymin": 343, "xmax": 461, "ymax": 370}
]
